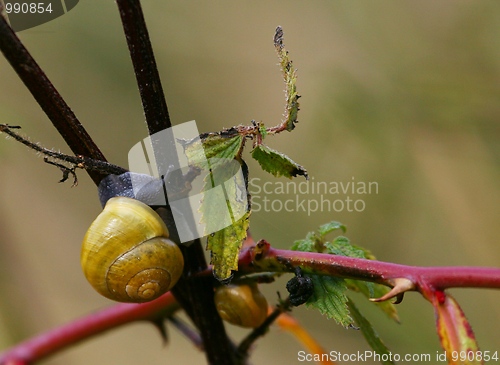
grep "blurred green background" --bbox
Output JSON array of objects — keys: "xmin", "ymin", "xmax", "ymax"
[{"xmin": 0, "ymin": 1, "xmax": 499, "ymax": 364}]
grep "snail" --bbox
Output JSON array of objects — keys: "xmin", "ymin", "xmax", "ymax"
[
  {"xmin": 81, "ymin": 196, "xmax": 184, "ymax": 303},
  {"xmin": 214, "ymin": 283, "xmax": 268, "ymax": 328}
]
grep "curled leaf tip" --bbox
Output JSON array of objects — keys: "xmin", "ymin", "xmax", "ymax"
[
  {"xmin": 274, "ymin": 26, "xmax": 284, "ymax": 49},
  {"xmin": 370, "ymin": 278, "xmax": 414, "ymax": 303}
]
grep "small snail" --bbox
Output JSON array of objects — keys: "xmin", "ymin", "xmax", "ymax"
[
  {"xmin": 81, "ymin": 196, "xmax": 184, "ymax": 303},
  {"xmin": 214, "ymin": 283, "xmax": 268, "ymax": 328}
]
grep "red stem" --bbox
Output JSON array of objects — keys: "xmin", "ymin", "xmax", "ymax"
[
  {"xmin": 0, "ymin": 293, "xmax": 178, "ymax": 364},
  {"xmin": 238, "ymin": 242, "xmax": 500, "ymax": 291},
  {"xmin": 1, "ymin": 245, "xmax": 498, "ymax": 364}
]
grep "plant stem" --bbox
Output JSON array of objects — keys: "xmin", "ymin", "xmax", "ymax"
[
  {"xmin": 115, "ymin": 0, "xmax": 171, "ymax": 135},
  {"xmin": 0, "ymin": 293, "xmax": 178, "ymax": 364},
  {"xmin": 237, "ymin": 306, "xmax": 286, "ymax": 362},
  {"xmin": 0, "ymin": 125, "xmax": 127, "ymax": 178},
  {"xmin": 0, "ymin": 243, "xmax": 498, "ymax": 364},
  {"xmin": 0, "ymin": 14, "xmax": 109, "ymax": 185},
  {"xmin": 238, "ymin": 241, "xmax": 500, "ymax": 293},
  {"xmin": 115, "ymin": 1, "xmax": 235, "ymax": 364}
]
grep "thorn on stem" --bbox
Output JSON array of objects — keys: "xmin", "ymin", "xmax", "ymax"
[
  {"xmin": 149, "ymin": 318, "xmax": 168, "ymax": 345},
  {"xmin": 370, "ymin": 278, "xmax": 415, "ymax": 303}
]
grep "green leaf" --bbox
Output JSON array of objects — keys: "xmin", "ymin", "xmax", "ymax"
[
  {"xmin": 199, "ymin": 159, "xmax": 250, "ymax": 282},
  {"xmin": 274, "ymin": 26, "xmax": 300, "ymax": 131},
  {"xmin": 251, "ymin": 144, "xmax": 307, "ymax": 179},
  {"xmin": 347, "ymin": 299, "xmax": 396, "ymax": 365},
  {"xmin": 325, "ymin": 236, "xmax": 365, "ymax": 258},
  {"xmin": 346, "ymin": 279, "xmax": 374, "ymax": 299},
  {"xmin": 291, "ymin": 238, "xmax": 315, "ymax": 252},
  {"xmin": 307, "ymin": 275, "xmax": 354, "ymax": 328},
  {"xmin": 207, "ymin": 211, "xmax": 250, "ymax": 282},
  {"xmin": 199, "ymin": 161, "xmax": 248, "ymax": 235},
  {"xmin": 291, "ymin": 221, "xmax": 399, "ymax": 324},
  {"xmin": 325, "ymin": 235, "xmax": 399, "ymax": 322},
  {"xmin": 292, "ymin": 228, "xmax": 356, "ymax": 327},
  {"xmin": 182, "ymin": 132, "xmax": 243, "ymax": 170},
  {"xmin": 318, "ymin": 221, "xmax": 346, "ymax": 236}
]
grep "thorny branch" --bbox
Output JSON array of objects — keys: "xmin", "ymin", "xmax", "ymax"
[
  {"xmin": 115, "ymin": 1, "xmax": 234, "ymax": 365},
  {"xmin": 1, "ymin": 239, "xmax": 499, "ymax": 364},
  {"xmin": 0, "ymin": 125, "xmax": 127, "ymax": 182},
  {"xmin": 238, "ymin": 240, "xmax": 500, "ymax": 302},
  {"xmin": 1, "ymin": 2, "xmax": 498, "ymax": 364},
  {"xmin": 0, "ymin": 11, "xmax": 110, "ymax": 185}
]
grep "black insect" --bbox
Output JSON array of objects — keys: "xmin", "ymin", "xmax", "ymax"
[{"xmin": 286, "ymin": 267, "xmax": 314, "ymax": 306}]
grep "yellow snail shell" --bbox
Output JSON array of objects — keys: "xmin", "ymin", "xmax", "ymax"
[
  {"xmin": 214, "ymin": 284, "xmax": 268, "ymax": 328},
  {"xmin": 81, "ymin": 196, "xmax": 184, "ymax": 303}
]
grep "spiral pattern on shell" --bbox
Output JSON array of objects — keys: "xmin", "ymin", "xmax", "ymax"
[{"xmin": 81, "ymin": 197, "xmax": 184, "ymax": 303}]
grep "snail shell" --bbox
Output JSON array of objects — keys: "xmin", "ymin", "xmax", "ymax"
[
  {"xmin": 214, "ymin": 284, "xmax": 268, "ymax": 328},
  {"xmin": 81, "ymin": 196, "xmax": 184, "ymax": 303}
]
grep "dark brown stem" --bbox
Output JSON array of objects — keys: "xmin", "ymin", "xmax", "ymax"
[
  {"xmin": 0, "ymin": 125, "xmax": 127, "ymax": 178},
  {"xmin": 237, "ymin": 305, "xmax": 285, "ymax": 362},
  {"xmin": 115, "ymin": 1, "xmax": 234, "ymax": 364},
  {"xmin": 0, "ymin": 14, "xmax": 109, "ymax": 185},
  {"xmin": 171, "ymin": 242, "xmax": 237, "ymax": 365},
  {"xmin": 115, "ymin": 0, "xmax": 171, "ymax": 134}
]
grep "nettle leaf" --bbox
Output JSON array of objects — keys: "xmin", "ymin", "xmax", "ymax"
[
  {"xmin": 347, "ymin": 299, "xmax": 395, "ymax": 365},
  {"xmin": 181, "ymin": 131, "xmax": 248, "ymax": 281},
  {"xmin": 207, "ymin": 211, "xmax": 250, "ymax": 282},
  {"xmin": 292, "ymin": 221, "xmax": 399, "ymax": 326},
  {"xmin": 318, "ymin": 221, "xmax": 346, "ymax": 236},
  {"xmin": 199, "ymin": 159, "xmax": 250, "ymax": 282},
  {"xmin": 326, "ymin": 236, "xmax": 399, "ymax": 321},
  {"xmin": 182, "ymin": 132, "xmax": 243, "ymax": 170},
  {"xmin": 307, "ymin": 275, "xmax": 354, "ymax": 328},
  {"xmin": 291, "ymin": 231, "xmax": 322, "ymax": 252},
  {"xmin": 291, "ymin": 238, "xmax": 315, "ymax": 252},
  {"xmin": 251, "ymin": 144, "xmax": 307, "ymax": 179},
  {"xmin": 200, "ymin": 162, "xmax": 248, "ymax": 234},
  {"xmin": 292, "ymin": 226, "xmax": 353, "ymax": 326},
  {"xmin": 325, "ymin": 236, "xmax": 365, "ymax": 258}
]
